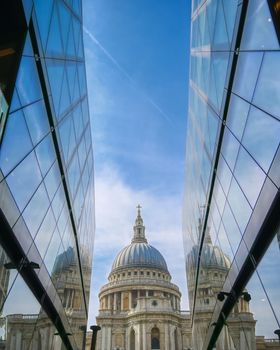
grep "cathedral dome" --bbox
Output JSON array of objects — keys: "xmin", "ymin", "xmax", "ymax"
[
  {"xmin": 111, "ymin": 242, "xmax": 168, "ymax": 272},
  {"xmin": 187, "ymin": 229, "xmax": 231, "ymax": 271},
  {"xmin": 110, "ymin": 206, "xmax": 169, "ymax": 274},
  {"xmin": 52, "ymin": 246, "xmax": 90, "ymax": 275},
  {"xmin": 200, "ymin": 243, "xmax": 231, "ymax": 269}
]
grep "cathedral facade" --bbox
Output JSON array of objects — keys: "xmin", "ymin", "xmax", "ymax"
[{"xmin": 96, "ymin": 207, "xmax": 192, "ymax": 350}]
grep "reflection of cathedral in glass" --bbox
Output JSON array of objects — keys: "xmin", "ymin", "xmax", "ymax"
[
  {"xmin": 3, "ymin": 246, "xmax": 91, "ymax": 350},
  {"xmin": 187, "ymin": 223, "xmax": 256, "ymax": 350},
  {"xmin": 184, "ymin": 0, "xmax": 280, "ymax": 348}
]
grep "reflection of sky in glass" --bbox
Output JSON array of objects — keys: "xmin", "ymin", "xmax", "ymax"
[
  {"xmin": 221, "ymin": 128, "xmax": 240, "ymax": 171},
  {"xmin": 227, "ymin": 177, "xmax": 252, "ymax": 234},
  {"xmin": 0, "ymin": 110, "xmax": 32, "ymax": 176},
  {"xmin": 254, "ymin": 52, "xmax": 280, "ymax": 121},
  {"xmin": 34, "ymin": 207, "xmax": 56, "ymax": 258},
  {"xmin": 221, "ymin": 202, "xmax": 243, "ymax": 256},
  {"xmin": 23, "ymin": 100, "xmax": 49, "ymax": 146},
  {"xmin": 35, "ymin": 135, "xmax": 56, "ymax": 177},
  {"xmin": 242, "ymin": 106, "xmax": 280, "ymax": 172},
  {"xmin": 247, "ymin": 272, "xmax": 279, "ymax": 338},
  {"xmin": 22, "ymin": 182, "xmax": 50, "ymax": 238},
  {"xmin": 257, "ymin": 236, "xmax": 280, "ymax": 326},
  {"xmin": 16, "ymin": 55, "xmax": 42, "ymax": 107},
  {"xmin": 44, "ymin": 161, "xmax": 61, "ymax": 201},
  {"xmin": 227, "ymin": 94, "xmax": 250, "ymax": 141},
  {"xmin": 0, "ymin": 273, "xmax": 41, "ymax": 319},
  {"xmin": 213, "ymin": 180, "xmax": 226, "ymax": 216},
  {"xmin": 233, "ymin": 52, "xmax": 263, "ymax": 102},
  {"xmin": 6, "ymin": 152, "xmax": 42, "ymax": 211},
  {"xmin": 241, "ymin": 0, "xmax": 279, "ymax": 50},
  {"xmin": 217, "ymin": 156, "xmax": 232, "ymax": 196},
  {"xmin": 234, "ymin": 147, "xmax": 266, "ymax": 207}
]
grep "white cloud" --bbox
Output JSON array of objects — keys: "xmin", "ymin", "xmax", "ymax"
[{"xmin": 87, "ymin": 164, "xmax": 189, "ymax": 326}]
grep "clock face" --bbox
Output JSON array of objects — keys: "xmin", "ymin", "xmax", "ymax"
[{"xmin": 152, "ymin": 300, "xmax": 158, "ymax": 306}]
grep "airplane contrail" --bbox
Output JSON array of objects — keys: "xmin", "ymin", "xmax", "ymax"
[{"xmin": 83, "ymin": 26, "xmax": 173, "ymax": 124}]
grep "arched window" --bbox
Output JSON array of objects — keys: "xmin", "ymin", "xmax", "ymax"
[
  {"xmin": 151, "ymin": 327, "xmax": 160, "ymax": 349},
  {"xmin": 130, "ymin": 328, "xmax": 135, "ymax": 350}
]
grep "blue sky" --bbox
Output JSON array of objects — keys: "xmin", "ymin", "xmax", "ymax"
[{"xmin": 83, "ymin": 0, "xmax": 191, "ymax": 325}]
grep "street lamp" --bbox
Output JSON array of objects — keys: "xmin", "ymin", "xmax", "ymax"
[
  {"xmin": 90, "ymin": 325, "xmax": 101, "ymax": 350},
  {"xmin": 80, "ymin": 325, "xmax": 87, "ymax": 350}
]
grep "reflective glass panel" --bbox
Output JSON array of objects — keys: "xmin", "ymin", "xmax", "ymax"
[
  {"xmin": 226, "ymin": 94, "xmax": 250, "ymax": 141},
  {"xmin": 6, "ymin": 152, "xmax": 42, "ymax": 211},
  {"xmin": 242, "ymin": 106, "xmax": 280, "ymax": 172},
  {"xmin": 35, "ymin": 135, "xmax": 56, "ymax": 177},
  {"xmin": 0, "ymin": 110, "xmax": 32, "ymax": 176},
  {"xmin": 22, "ymin": 182, "xmax": 50, "ymax": 239},
  {"xmin": 16, "ymin": 56, "xmax": 42, "ymax": 106},
  {"xmin": 234, "ymin": 147, "xmax": 266, "ymax": 207},
  {"xmin": 253, "ymin": 52, "xmax": 280, "ymax": 120},
  {"xmin": 233, "ymin": 52, "xmax": 263, "ymax": 102},
  {"xmin": 241, "ymin": 0, "xmax": 279, "ymax": 50},
  {"xmin": 23, "ymin": 100, "xmax": 50, "ymax": 146}
]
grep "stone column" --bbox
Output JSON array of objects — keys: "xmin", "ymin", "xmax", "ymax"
[
  {"xmin": 53, "ymin": 334, "xmax": 62, "ymax": 350},
  {"xmin": 107, "ymin": 326, "xmax": 112, "ymax": 349},
  {"xmin": 71, "ymin": 289, "xmax": 75, "ymax": 308},
  {"xmin": 170, "ymin": 326, "xmax": 175, "ymax": 350},
  {"xmin": 126, "ymin": 328, "xmax": 130, "ymax": 350},
  {"xmin": 136, "ymin": 324, "xmax": 141, "ymax": 350},
  {"xmin": 121, "ymin": 292, "xmax": 124, "ymax": 310},
  {"xmin": 129, "ymin": 291, "xmax": 132, "ymax": 310},
  {"xmin": 113, "ymin": 293, "xmax": 117, "ymax": 312},
  {"xmin": 108, "ymin": 294, "xmax": 112, "ymax": 310},
  {"xmin": 65, "ymin": 289, "xmax": 70, "ymax": 308},
  {"xmin": 165, "ymin": 324, "xmax": 169, "ymax": 350},
  {"xmin": 142, "ymin": 323, "xmax": 146, "ymax": 350},
  {"xmin": 101, "ymin": 326, "xmax": 106, "ymax": 350},
  {"xmin": 178, "ymin": 328, "xmax": 183, "ymax": 350},
  {"xmin": 15, "ymin": 331, "xmax": 22, "ymax": 350}
]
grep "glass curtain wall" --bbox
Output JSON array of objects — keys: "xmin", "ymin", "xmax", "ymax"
[
  {"xmin": 0, "ymin": 1, "xmax": 94, "ymax": 349},
  {"xmin": 184, "ymin": 0, "xmax": 280, "ymax": 349}
]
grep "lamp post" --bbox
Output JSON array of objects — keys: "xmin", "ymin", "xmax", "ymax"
[
  {"xmin": 90, "ymin": 325, "xmax": 101, "ymax": 350},
  {"xmin": 80, "ymin": 325, "xmax": 87, "ymax": 350},
  {"xmin": 274, "ymin": 329, "xmax": 280, "ymax": 343}
]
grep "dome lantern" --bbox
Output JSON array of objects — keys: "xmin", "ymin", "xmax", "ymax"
[{"xmin": 132, "ymin": 204, "xmax": 147, "ymax": 243}]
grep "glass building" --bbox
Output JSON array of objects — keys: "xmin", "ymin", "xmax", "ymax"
[
  {"xmin": 0, "ymin": 1, "xmax": 94, "ymax": 349},
  {"xmin": 184, "ymin": 0, "xmax": 280, "ymax": 349}
]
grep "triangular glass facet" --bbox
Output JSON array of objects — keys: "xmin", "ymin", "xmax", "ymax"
[
  {"xmin": 66, "ymin": 62, "xmax": 77, "ymax": 102},
  {"xmin": 57, "ymin": 0, "xmax": 71, "ymax": 54},
  {"xmin": 66, "ymin": 20, "xmax": 76, "ymax": 58},
  {"xmin": 34, "ymin": 0, "xmax": 53, "ymax": 52},
  {"xmin": 46, "ymin": 59, "xmax": 64, "ymax": 118},
  {"xmin": 58, "ymin": 68, "xmax": 71, "ymax": 118},
  {"xmin": 46, "ymin": 3, "xmax": 64, "ymax": 57},
  {"xmin": 212, "ymin": 0, "xmax": 229, "ymax": 50}
]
